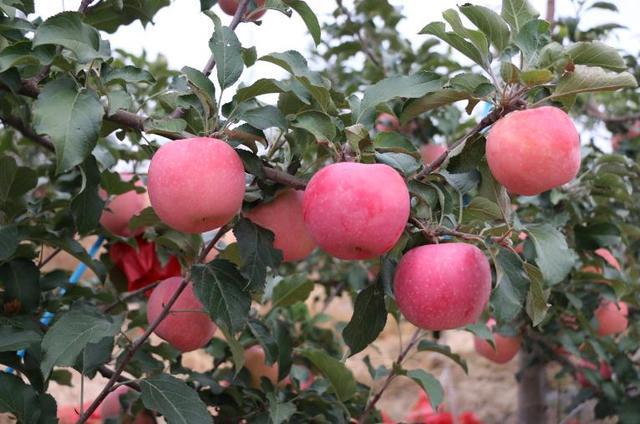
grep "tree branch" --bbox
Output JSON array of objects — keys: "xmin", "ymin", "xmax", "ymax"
[
  {"xmin": 0, "ymin": 114, "xmax": 55, "ymax": 151},
  {"xmin": 546, "ymin": 0, "xmax": 556, "ymax": 28},
  {"xmin": 78, "ymin": 0, "xmax": 96, "ymax": 14},
  {"xmin": 262, "ymin": 166, "xmax": 307, "ymax": 189},
  {"xmin": 97, "ymin": 366, "xmax": 141, "ymax": 392},
  {"xmin": 203, "ymin": 0, "xmax": 252, "ymax": 76},
  {"xmin": 335, "ymin": 0, "xmax": 382, "ymax": 69}
]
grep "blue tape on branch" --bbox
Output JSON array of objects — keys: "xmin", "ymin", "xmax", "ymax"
[{"xmin": 4, "ymin": 236, "xmax": 105, "ymax": 374}]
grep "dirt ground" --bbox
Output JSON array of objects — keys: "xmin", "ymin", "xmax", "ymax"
[{"xmin": 2, "ymin": 245, "xmax": 612, "ymax": 423}]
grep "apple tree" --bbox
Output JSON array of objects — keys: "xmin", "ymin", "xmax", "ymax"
[{"xmin": 0, "ymin": 0, "xmax": 639, "ymax": 423}]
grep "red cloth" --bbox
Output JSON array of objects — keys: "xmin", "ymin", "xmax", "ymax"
[{"xmin": 110, "ymin": 237, "xmax": 181, "ymax": 294}]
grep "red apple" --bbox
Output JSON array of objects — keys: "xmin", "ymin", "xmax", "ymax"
[
  {"xmin": 375, "ymin": 113, "xmax": 400, "ymax": 132},
  {"xmin": 147, "ymin": 277, "xmax": 217, "ymax": 352},
  {"xmin": 243, "ymin": 345, "xmax": 279, "ymax": 388},
  {"xmin": 57, "ymin": 403, "xmax": 101, "ymax": 424},
  {"xmin": 100, "ymin": 385, "xmax": 129, "ymax": 419},
  {"xmin": 486, "ymin": 106, "xmax": 581, "ymax": 195},
  {"xmin": 244, "ymin": 189, "xmax": 316, "ymax": 261},
  {"xmin": 420, "ymin": 144, "xmax": 446, "ymax": 167},
  {"xmin": 303, "ymin": 162, "xmax": 410, "ymax": 260},
  {"xmin": 594, "ymin": 300, "xmax": 628, "ymax": 336},
  {"xmin": 394, "ymin": 243, "xmax": 491, "ymax": 330},
  {"xmin": 100, "ymin": 176, "xmax": 149, "ymax": 237},
  {"xmin": 148, "ymin": 137, "xmax": 245, "ymax": 233},
  {"xmin": 218, "ymin": 0, "xmax": 266, "ymax": 20},
  {"xmin": 575, "ymin": 358, "xmax": 612, "ymax": 387},
  {"xmin": 473, "ymin": 318, "xmax": 521, "ymax": 364}
]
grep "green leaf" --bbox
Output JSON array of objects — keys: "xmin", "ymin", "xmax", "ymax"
[
  {"xmin": 462, "ymin": 196, "xmax": 502, "ymax": 222},
  {"xmin": 140, "ymin": 374, "xmax": 210, "ymax": 424},
  {"xmin": 491, "ymin": 249, "xmax": 530, "ymax": 322},
  {"xmin": 525, "ymin": 224, "xmax": 576, "ymax": 284},
  {"xmin": 547, "ymin": 65, "xmax": 637, "ymax": 99},
  {"xmin": 209, "ymin": 15, "xmax": 243, "ymax": 89},
  {"xmin": 234, "ymin": 78, "xmax": 311, "ymax": 104},
  {"xmin": 233, "ymin": 218, "xmax": 283, "ymax": 291},
  {"xmin": 501, "ymin": 0, "xmax": 539, "ymax": 33},
  {"xmin": 84, "ymin": 0, "xmax": 170, "ymax": 33},
  {"xmin": 417, "ymin": 340, "xmax": 468, "ymax": 373},
  {"xmin": 0, "ymin": 373, "xmax": 56, "ymax": 423},
  {"xmin": 0, "ymin": 41, "xmax": 54, "ymax": 73},
  {"xmin": 291, "ymin": 110, "xmax": 336, "ymax": 141},
  {"xmin": 267, "ymin": 392, "xmax": 296, "ymax": 424},
  {"xmin": 218, "ymin": 324, "xmax": 245, "ymax": 374},
  {"xmin": 274, "ymin": 320, "xmax": 293, "ymax": 381},
  {"xmin": 459, "ymin": 4, "xmax": 510, "ymax": 52},
  {"xmin": 513, "ymin": 19, "xmax": 550, "ymax": 68},
  {"xmin": 301, "ymin": 349, "xmax": 356, "ymax": 402},
  {"xmin": 375, "ymin": 152, "xmax": 420, "ymax": 175},
  {"xmin": 0, "ymin": 224, "xmax": 18, "ymax": 260},
  {"xmin": 524, "ymin": 263, "xmax": 550, "ymax": 326},
  {"xmin": 191, "ymin": 259, "xmax": 251, "ymax": 333},
  {"xmin": 76, "ymin": 336, "xmax": 113, "ymax": 378},
  {"xmin": 465, "ymin": 322, "xmax": 495, "ymax": 347},
  {"xmin": 105, "ymin": 65, "xmax": 155, "ymax": 85},
  {"xmin": 271, "ymin": 275, "xmax": 314, "ymax": 308},
  {"xmin": 284, "ymin": 0, "xmax": 320, "ymax": 45},
  {"xmin": 519, "ymin": 69, "xmax": 553, "ymax": 86},
  {"xmin": 401, "ymin": 90, "xmax": 473, "ymax": 123},
  {"xmin": 500, "ymin": 62, "xmax": 521, "ymax": 83},
  {"xmin": 358, "ymin": 72, "xmax": 443, "ymax": 122},
  {"xmin": 565, "ymin": 41, "xmax": 627, "ymax": 71},
  {"xmin": 589, "ymin": 1, "xmax": 618, "ymax": 12},
  {"xmin": 342, "ymin": 281, "xmax": 387, "ymax": 356},
  {"xmin": 0, "ymin": 322, "xmax": 41, "ymax": 352},
  {"xmin": 420, "ymin": 22, "xmax": 486, "ymax": 68},
  {"xmin": 248, "ymin": 319, "xmax": 278, "ymax": 365},
  {"xmin": 373, "ymin": 132, "xmax": 418, "ymax": 155},
  {"xmin": 236, "ymin": 104, "xmax": 288, "ymax": 130},
  {"xmin": 0, "ymin": 259, "xmax": 40, "ymax": 313},
  {"xmin": 0, "ymin": 155, "xmax": 37, "ymax": 203},
  {"xmin": 40, "ymin": 305, "xmax": 123, "ymax": 378},
  {"xmin": 71, "ymin": 155, "xmax": 104, "ymax": 234},
  {"xmin": 32, "ymin": 77, "xmax": 105, "ymax": 173},
  {"xmin": 442, "ymin": 8, "xmax": 489, "ymax": 60},
  {"xmin": 405, "ymin": 369, "xmax": 444, "ymax": 410},
  {"xmin": 32, "ymin": 12, "xmax": 106, "ymax": 63}
]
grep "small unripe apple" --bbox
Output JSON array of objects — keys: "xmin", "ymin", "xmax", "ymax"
[
  {"xmin": 473, "ymin": 318, "xmax": 521, "ymax": 364},
  {"xmin": 100, "ymin": 385, "xmax": 129, "ymax": 419},
  {"xmin": 243, "ymin": 345, "xmax": 279, "ymax": 388},
  {"xmin": 218, "ymin": 0, "xmax": 266, "ymax": 20},
  {"xmin": 303, "ymin": 162, "xmax": 410, "ymax": 260},
  {"xmin": 394, "ymin": 243, "xmax": 491, "ymax": 330},
  {"xmin": 486, "ymin": 106, "xmax": 581, "ymax": 196},
  {"xmin": 375, "ymin": 113, "xmax": 400, "ymax": 132},
  {"xmin": 420, "ymin": 144, "xmax": 446, "ymax": 167},
  {"xmin": 147, "ymin": 277, "xmax": 217, "ymax": 352},
  {"xmin": 244, "ymin": 189, "xmax": 316, "ymax": 261},
  {"xmin": 100, "ymin": 176, "xmax": 149, "ymax": 237},
  {"xmin": 148, "ymin": 137, "xmax": 245, "ymax": 233},
  {"xmin": 594, "ymin": 300, "xmax": 628, "ymax": 336}
]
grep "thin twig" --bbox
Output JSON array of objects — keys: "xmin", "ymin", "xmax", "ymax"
[
  {"xmin": 97, "ymin": 366, "xmax": 141, "ymax": 392},
  {"xmin": 78, "ymin": 0, "xmax": 95, "ymax": 13},
  {"xmin": 203, "ymin": 0, "xmax": 252, "ymax": 76},
  {"xmin": 0, "ymin": 115, "xmax": 54, "ymax": 151},
  {"xmin": 102, "ymin": 281, "xmax": 163, "ymax": 313},
  {"xmin": 335, "ymin": 0, "xmax": 382, "ymax": 68},
  {"xmin": 546, "ymin": 0, "xmax": 556, "ymax": 29},
  {"xmin": 358, "ymin": 329, "xmax": 422, "ymax": 423},
  {"xmin": 38, "ymin": 247, "xmax": 62, "ymax": 268}
]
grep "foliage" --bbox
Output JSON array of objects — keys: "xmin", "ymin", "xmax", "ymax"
[{"xmin": 0, "ymin": 0, "xmax": 639, "ymax": 422}]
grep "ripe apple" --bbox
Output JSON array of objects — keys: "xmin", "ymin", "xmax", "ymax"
[
  {"xmin": 147, "ymin": 277, "xmax": 217, "ymax": 352},
  {"xmin": 486, "ymin": 106, "xmax": 581, "ymax": 196},
  {"xmin": 303, "ymin": 162, "xmax": 410, "ymax": 260},
  {"xmin": 473, "ymin": 318, "xmax": 521, "ymax": 364},
  {"xmin": 575, "ymin": 358, "xmax": 612, "ymax": 387},
  {"xmin": 218, "ymin": 0, "xmax": 266, "ymax": 20},
  {"xmin": 100, "ymin": 385, "xmax": 129, "ymax": 419},
  {"xmin": 394, "ymin": 243, "xmax": 491, "ymax": 330},
  {"xmin": 244, "ymin": 189, "xmax": 316, "ymax": 261},
  {"xmin": 243, "ymin": 344, "xmax": 279, "ymax": 388},
  {"xmin": 375, "ymin": 112, "xmax": 400, "ymax": 132},
  {"xmin": 100, "ymin": 176, "xmax": 149, "ymax": 237},
  {"xmin": 57, "ymin": 403, "xmax": 101, "ymax": 424},
  {"xmin": 147, "ymin": 137, "xmax": 245, "ymax": 233},
  {"xmin": 594, "ymin": 300, "xmax": 628, "ymax": 336},
  {"xmin": 420, "ymin": 144, "xmax": 446, "ymax": 167}
]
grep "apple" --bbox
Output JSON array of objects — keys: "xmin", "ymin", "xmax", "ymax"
[
  {"xmin": 375, "ymin": 112, "xmax": 400, "ymax": 132},
  {"xmin": 245, "ymin": 189, "xmax": 316, "ymax": 261},
  {"xmin": 303, "ymin": 162, "xmax": 410, "ymax": 260},
  {"xmin": 394, "ymin": 243, "xmax": 491, "ymax": 330},
  {"xmin": 575, "ymin": 358, "xmax": 612, "ymax": 387},
  {"xmin": 100, "ymin": 176, "xmax": 149, "ymax": 237},
  {"xmin": 594, "ymin": 248, "xmax": 621, "ymax": 271},
  {"xmin": 218, "ymin": 0, "xmax": 266, "ymax": 20},
  {"xmin": 147, "ymin": 277, "xmax": 217, "ymax": 352},
  {"xmin": 420, "ymin": 144, "xmax": 446, "ymax": 167},
  {"xmin": 486, "ymin": 106, "xmax": 581, "ymax": 196},
  {"xmin": 147, "ymin": 137, "xmax": 245, "ymax": 233},
  {"xmin": 100, "ymin": 385, "xmax": 129, "ymax": 419},
  {"xmin": 243, "ymin": 344, "xmax": 279, "ymax": 388},
  {"xmin": 594, "ymin": 300, "xmax": 628, "ymax": 336},
  {"xmin": 57, "ymin": 403, "xmax": 101, "ymax": 424},
  {"xmin": 473, "ymin": 318, "xmax": 521, "ymax": 364}
]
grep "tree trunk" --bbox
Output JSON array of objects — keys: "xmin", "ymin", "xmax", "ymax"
[{"xmin": 518, "ymin": 351, "xmax": 548, "ymax": 424}]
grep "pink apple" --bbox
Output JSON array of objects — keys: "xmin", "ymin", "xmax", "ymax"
[
  {"xmin": 147, "ymin": 137, "xmax": 245, "ymax": 233},
  {"xmin": 594, "ymin": 300, "xmax": 628, "ymax": 336},
  {"xmin": 375, "ymin": 113, "xmax": 400, "ymax": 132},
  {"xmin": 394, "ymin": 243, "xmax": 491, "ymax": 330},
  {"xmin": 473, "ymin": 318, "xmax": 521, "ymax": 364},
  {"xmin": 244, "ymin": 189, "xmax": 316, "ymax": 261},
  {"xmin": 420, "ymin": 144, "xmax": 446, "ymax": 167},
  {"xmin": 100, "ymin": 176, "xmax": 149, "ymax": 237},
  {"xmin": 303, "ymin": 162, "xmax": 410, "ymax": 260},
  {"xmin": 575, "ymin": 358, "xmax": 612, "ymax": 387},
  {"xmin": 218, "ymin": 0, "xmax": 266, "ymax": 20},
  {"xmin": 147, "ymin": 277, "xmax": 217, "ymax": 352},
  {"xmin": 486, "ymin": 106, "xmax": 581, "ymax": 195},
  {"xmin": 100, "ymin": 385, "xmax": 129, "ymax": 419},
  {"xmin": 243, "ymin": 345, "xmax": 279, "ymax": 388}
]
